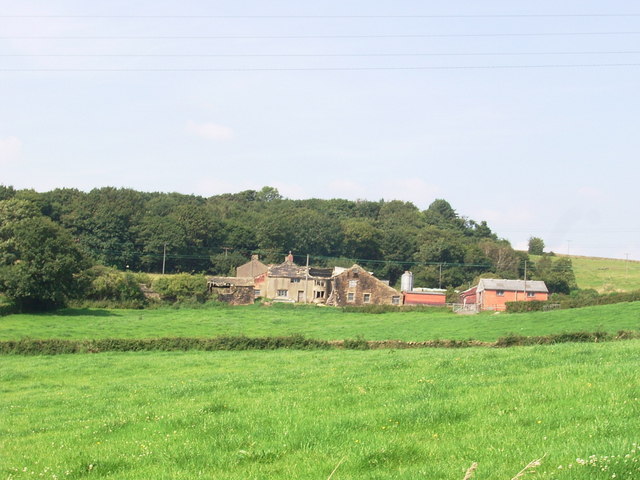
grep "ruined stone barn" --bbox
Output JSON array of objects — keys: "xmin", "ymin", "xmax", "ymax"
[
  {"xmin": 326, "ymin": 265, "xmax": 402, "ymax": 306},
  {"xmin": 206, "ymin": 277, "xmax": 256, "ymax": 305}
]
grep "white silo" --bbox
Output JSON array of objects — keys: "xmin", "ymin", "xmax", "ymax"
[{"xmin": 401, "ymin": 271, "xmax": 414, "ymax": 292}]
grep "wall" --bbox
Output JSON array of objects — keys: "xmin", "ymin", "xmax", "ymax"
[
  {"xmin": 327, "ymin": 267, "xmax": 401, "ymax": 306},
  {"xmin": 480, "ymin": 290, "xmax": 549, "ymax": 311},
  {"xmin": 403, "ymin": 292, "xmax": 446, "ymax": 306}
]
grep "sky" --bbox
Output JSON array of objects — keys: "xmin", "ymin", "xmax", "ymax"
[{"xmin": 1, "ymin": 1, "xmax": 639, "ymax": 260}]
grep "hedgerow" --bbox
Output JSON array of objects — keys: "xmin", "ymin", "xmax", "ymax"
[{"xmin": 1, "ymin": 330, "xmax": 638, "ymax": 355}]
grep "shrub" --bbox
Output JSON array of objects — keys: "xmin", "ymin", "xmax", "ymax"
[
  {"xmin": 76, "ymin": 266, "xmax": 146, "ymax": 306},
  {"xmin": 343, "ymin": 336, "xmax": 370, "ymax": 350},
  {"xmin": 505, "ymin": 300, "xmax": 549, "ymax": 313},
  {"xmin": 152, "ymin": 274, "xmax": 209, "ymax": 303}
]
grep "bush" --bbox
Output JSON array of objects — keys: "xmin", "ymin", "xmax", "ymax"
[
  {"xmin": 552, "ymin": 289, "xmax": 640, "ymax": 309},
  {"xmin": 152, "ymin": 274, "xmax": 209, "ymax": 303},
  {"xmin": 505, "ymin": 301, "xmax": 549, "ymax": 313},
  {"xmin": 343, "ymin": 336, "xmax": 370, "ymax": 350}
]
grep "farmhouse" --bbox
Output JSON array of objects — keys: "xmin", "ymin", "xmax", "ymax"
[
  {"xmin": 236, "ymin": 254, "xmax": 268, "ymax": 278},
  {"xmin": 461, "ymin": 278, "xmax": 549, "ymax": 311},
  {"xmin": 255, "ymin": 253, "xmax": 333, "ymax": 303},
  {"xmin": 326, "ymin": 264, "xmax": 402, "ymax": 306}
]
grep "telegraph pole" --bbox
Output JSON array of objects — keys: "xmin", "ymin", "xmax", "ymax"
[
  {"xmin": 305, "ymin": 254, "xmax": 310, "ymax": 304},
  {"xmin": 162, "ymin": 243, "xmax": 167, "ymax": 275}
]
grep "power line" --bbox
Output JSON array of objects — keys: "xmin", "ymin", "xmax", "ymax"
[
  {"xmin": 2, "ymin": 63, "xmax": 639, "ymax": 72},
  {"xmin": 3, "ymin": 31, "xmax": 640, "ymax": 40},
  {"xmin": 3, "ymin": 50, "xmax": 640, "ymax": 58},
  {"xmin": 2, "ymin": 14, "xmax": 640, "ymax": 19}
]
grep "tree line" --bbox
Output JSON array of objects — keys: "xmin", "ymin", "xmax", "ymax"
[{"xmin": 0, "ymin": 184, "xmax": 576, "ymax": 311}]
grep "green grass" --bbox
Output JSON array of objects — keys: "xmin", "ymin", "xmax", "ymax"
[
  {"xmin": 2, "ymin": 302, "xmax": 640, "ymax": 343},
  {"xmin": 569, "ymin": 255, "xmax": 640, "ymax": 292},
  {"xmin": 529, "ymin": 254, "xmax": 640, "ymax": 292},
  {"xmin": 2, "ymin": 344, "xmax": 639, "ymax": 479}
]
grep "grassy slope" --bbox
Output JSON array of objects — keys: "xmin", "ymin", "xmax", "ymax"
[
  {"xmin": 2, "ymin": 344, "xmax": 639, "ymax": 479},
  {"xmin": 1, "ymin": 302, "xmax": 640, "ymax": 342},
  {"xmin": 529, "ymin": 254, "xmax": 640, "ymax": 292}
]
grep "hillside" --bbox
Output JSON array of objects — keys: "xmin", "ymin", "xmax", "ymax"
[{"xmin": 529, "ymin": 254, "xmax": 640, "ymax": 292}]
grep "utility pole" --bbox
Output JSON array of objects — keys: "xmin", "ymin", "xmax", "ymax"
[
  {"xmin": 438, "ymin": 263, "xmax": 443, "ymax": 289},
  {"xmin": 567, "ymin": 240, "xmax": 571, "ymax": 256},
  {"xmin": 523, "ymin": 260, "xmax": 528, "ymax": 298},
  {"xmin": 305, "ymin": 254, "xmax": 310, "ymax": 304},
  {"xmin": 162, "ymin": 243, "xmax": 167, "ymax": 275},
  {"xmin": 626, "ymin": 253, "xmax": 629, "ymax": 277}
]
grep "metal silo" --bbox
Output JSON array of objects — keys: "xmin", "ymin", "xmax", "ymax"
[{"xmin": 401, "ymin": 271, "xmax": 414, "ymax": 292}]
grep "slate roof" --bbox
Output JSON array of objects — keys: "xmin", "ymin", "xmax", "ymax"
[
  {"xmin": 477, "ymin": 279, "xmax": 548, "ymax": 293},
  {"xmin": 268, "ymin": 262, "xmax": 333, "ymax": 279},
  {"xmin": 207, "ymin": 276, "xmax": 255, "ymax": 287}
]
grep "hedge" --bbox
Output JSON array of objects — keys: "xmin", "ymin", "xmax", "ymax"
[{"xmin": 1, "ymin": 330, "xmax": 639, "ymax": 355}]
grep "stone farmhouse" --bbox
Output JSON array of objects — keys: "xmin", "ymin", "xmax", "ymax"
[
  {"xmin": 325, "ymin": 264, "xmax": 402, "ymax": 307},
  {"xmin": 213, "ymin": 254, "xmax": 402, "ymax": 306}
]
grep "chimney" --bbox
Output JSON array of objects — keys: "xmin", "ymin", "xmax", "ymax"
[
  {"xmin": 251, "ymin": 254, "xmax": 259, "ymax": 261},
  {"xmin": 286, "ymin": 251, "xmax": 294, "ymax": 263}
]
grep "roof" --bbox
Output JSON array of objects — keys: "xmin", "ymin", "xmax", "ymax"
[
  {"xmin": 268, "ymin": 262, "xmax": 333, "ymax": 279},
  {"xmin": 477, "ymin": 279, "xmax": 548, "ymax": 293},
  {"xmin": 207, "ymin": 276, "xmax": 255, "ymax": 287}
]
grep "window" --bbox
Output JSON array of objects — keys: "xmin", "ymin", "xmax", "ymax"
[
  {"xmin": 363, "ymin": 293, "xmax": 371, "ymax": 304},
  {"xmin": 291, "ymin": 278, "xmax": 301, "ymax": 283},
  {"xmin": 315, "ymin": 280, "xmax": 325, "ymax": 287},
  {"xmin": 347, "ymin": 292, "xmax": 355, "ymax": 302},
  {"xmin": 348, "ymin": 280, "xmax": 358, "ymax": 288},
  {"xmin": 496, "ymin": 290, "xmax": 505, "ymax": 297},
  {"xmin": 254, "ymin": 289, "xmax": 261, "ymax": 298},
  {"xmin": 277, "ymin": 289, "xmax": 288, "ymax": 297},
  {"xmin": 527, "ymin": 292, "xmax": 535, "ymax": 297},
  {"xmin": 392, "ymin": 296, "xmax": 400, "ymax": 305},
  {"xmin": 315, "ymin": 291, "xmax": 325, "ymax": 299}
]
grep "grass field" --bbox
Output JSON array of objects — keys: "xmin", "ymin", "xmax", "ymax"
[
  {"xmin": 528, "ymin": 254, "xmax": 640, "ymax": 293},
  {"xmin": 3, "ymin": 303, "xmax": 639, "ymax": 479},
  {"xmin": 2, "ymin": 343, "xmax": 639, "ymax": 479},
  {"xmin": 1, "ymin": 302, "xmax": 640, "ymax": 343}
]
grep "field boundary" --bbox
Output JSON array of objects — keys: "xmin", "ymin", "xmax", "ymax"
[{"xmin": 1, "ymin": 330, "xmax": 639, "ymax": 355}]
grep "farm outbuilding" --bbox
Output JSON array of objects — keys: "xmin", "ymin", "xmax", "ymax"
[
  {"xmin": 462, "ymin": 279, "xmax": 549, "ymax": 311},
  {"xmin": 403, "ymin": 288, "xmax": 447, "ymax": 306}
]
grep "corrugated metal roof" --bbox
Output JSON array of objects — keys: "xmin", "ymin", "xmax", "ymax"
[{"xmin": 477, "ymin": 279, "xmax": 548, "ymax": 293}]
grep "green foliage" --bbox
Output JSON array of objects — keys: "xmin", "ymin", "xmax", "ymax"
[
  {"xmin": 532, "ymin": 256, "xmax": 577, "ymax": 294},
  {"xmin": 0, "ymin": 335, "xmax": 332, "ymax": 355},
  {"xmin": 77, "ymin": 266, "xmax": 147, "ymax": 307},
  {"xmin": 2, "ymin": 185, "xmax": 527, "ymax": 289},
  {"xmin": 505, "ymin": 300, "xmax": 550, "ymax": 313},
  {"xmin": 0, "ymin": 208, "xmax": 90, "ymax": 311},
  {"xmin": 528, "ymin": 236, "xmax": 545, "ymax": 255},
  {"xmin": 152, "ymin": 274, "xmax": 209, "ymax": 303},
  {"xmin": 553, "ymin": 288, "xmax": 640, "ymax": 309},
  {"xmin": 209, "ymin": 252, "xmax": 247, "ymax": 276}
]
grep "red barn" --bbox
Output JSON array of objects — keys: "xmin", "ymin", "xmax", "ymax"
[
  {"xmin": 403, "ymin": 288, "xmax": 447, "ymax": 306},
  {"xmin": 471, "ymin": 279, "xmax": 549, "ymax": 311}
]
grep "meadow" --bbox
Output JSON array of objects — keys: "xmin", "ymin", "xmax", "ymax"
[
  {"xmin": 2, "ymin": 343, "xmax": 639, "ymax": 479},
  {"xmin": 2, "ymin": 303, "xmax": 639, "ymax": 479},
  {"xmin": 2, "ymin": 302, "xmax": 640, "ymax": 343},
  {"xmin": 530, "ymin": 254, "xmax": 640, "ymax": 293}
]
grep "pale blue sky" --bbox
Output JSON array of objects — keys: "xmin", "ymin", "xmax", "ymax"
[{"xmin": 1, "ymin": 1, "xmax": 639, "ymax": 259}]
